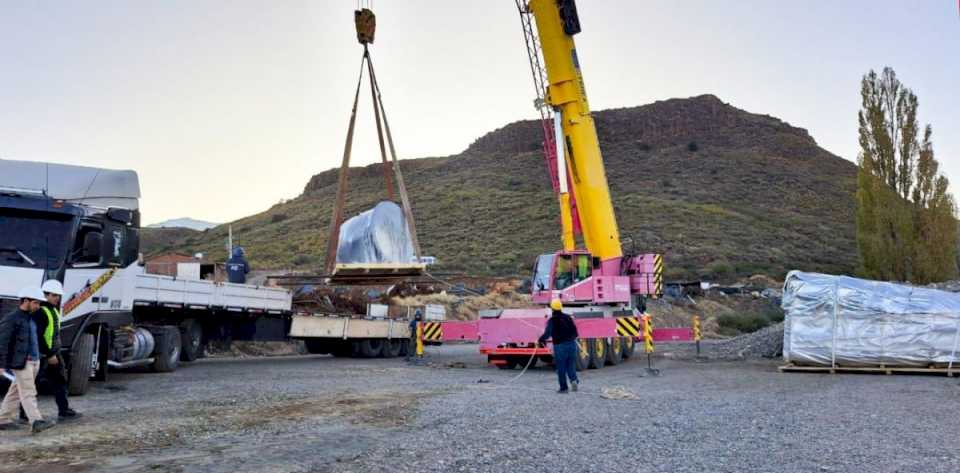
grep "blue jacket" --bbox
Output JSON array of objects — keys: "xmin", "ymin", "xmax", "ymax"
[
  {"xmin": 226, "ymin": 247, "xmax": 250, "ymax": 284},
  {"xmin": 0, "ymin": 309, "xmax": 35, "ymax": 370}
]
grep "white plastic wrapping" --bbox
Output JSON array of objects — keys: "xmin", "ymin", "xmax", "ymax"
[
  {"xmin": 336, "ymin": 201, "xmax": 415, "ymax": 264},
  {"xmin": 782, "ymin": 271, "xmax": 960, "ymax": 367}
]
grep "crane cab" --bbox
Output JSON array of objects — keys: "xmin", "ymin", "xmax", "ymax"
[{"xmin": 531, "ymin": 251, "xmax": 632, "ymax": 306}]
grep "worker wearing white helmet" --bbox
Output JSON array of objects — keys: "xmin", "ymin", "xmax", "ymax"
[
  {"xmin": 0, "ymin": 287, "xmax": 54, "ymax": 433},
  {"xmin": 30, "ymin": 279, "xmax": 80, "ymax": 422}
]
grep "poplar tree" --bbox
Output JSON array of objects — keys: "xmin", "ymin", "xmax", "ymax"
[{"xmin": 856, "ymin": 67, "xmax": 957, "ymax": 283}]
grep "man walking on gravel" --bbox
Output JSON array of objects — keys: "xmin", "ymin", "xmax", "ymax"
[
  {"xmin": 36, "ymin": 280, "xmax": 81, "ymax": 422},
  {"xmin": 0, "ymin": 287, "xmax": 54, "ymax": 433},
  {"xmin": 539, "ymin": 299, "xmax": 580, "ymax": 393}
]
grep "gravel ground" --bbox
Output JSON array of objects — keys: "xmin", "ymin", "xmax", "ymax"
[{"xmin": 2, "ymin": 344, "xmax": 959, "ymax": 473}]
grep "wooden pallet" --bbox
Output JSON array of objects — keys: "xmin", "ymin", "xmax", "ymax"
[{"xmin": 779, "ymin": 363, "xmax": 959, "ymax": 377}]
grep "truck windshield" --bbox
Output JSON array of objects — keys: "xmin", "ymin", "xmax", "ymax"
[{"xmin": 0, "ymin": 208, "xmax": 73, "ymax": 270}]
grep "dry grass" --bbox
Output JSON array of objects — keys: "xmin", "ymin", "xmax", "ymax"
[{"xmin": 391, "ymin": 291, "xmax": 532, "ymax": 320}]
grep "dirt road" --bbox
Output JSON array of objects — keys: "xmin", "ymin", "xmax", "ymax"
[{"xmin": 2, "ymin": 345, "xmax": 959, "ymax": 473}]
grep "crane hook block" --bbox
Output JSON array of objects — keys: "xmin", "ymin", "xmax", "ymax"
[{"xmin": 355, "ymin": 8, "xmax": 376, "ymax": 44}]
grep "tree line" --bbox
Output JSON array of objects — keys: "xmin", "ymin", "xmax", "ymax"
[{"xmin": 856, "ymin": 67, "xmax": 957, "ymax": 284}]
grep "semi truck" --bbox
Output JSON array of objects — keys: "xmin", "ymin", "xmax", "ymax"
[{"xmin": 0, "ymin": 159, "xmax": 417, "ymax": 396}]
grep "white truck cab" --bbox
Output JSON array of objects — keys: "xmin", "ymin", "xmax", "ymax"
[{"xmin": 0, "ymin": 159, "xmax": 291, "ymax": 395}]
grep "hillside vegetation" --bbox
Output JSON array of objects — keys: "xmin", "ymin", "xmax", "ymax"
[{"xmin": 142, "ymin": 95, "xmax": 858, "ymax": 281}]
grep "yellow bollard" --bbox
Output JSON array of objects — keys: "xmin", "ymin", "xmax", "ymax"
[
  {"xmin": 692, "ymin": 314, "xmax": 702, "ymax": 359},
  {"xmin": 642, "ymin": 314, "xmax": 654, "ymax": 354},
  {"xmin": 416, "ymin": 321, "xmax": 424, "ymax": 357}
]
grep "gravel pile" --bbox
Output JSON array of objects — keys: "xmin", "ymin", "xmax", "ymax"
[
  {"xmin": 704, "ymin": 321, "xmax": 784, "ymax": 359},
  {"xmin": 662, "ymin": 322, "xmax": 785, "ymax": 361}
]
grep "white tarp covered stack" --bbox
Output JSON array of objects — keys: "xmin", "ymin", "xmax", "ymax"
[{"xmin": 782, "ymin": 271, "xmax": 960, "ymax": 367}]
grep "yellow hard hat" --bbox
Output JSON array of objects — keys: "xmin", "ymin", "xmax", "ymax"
[{"xmin": 550, "ymin": 299, "xmax": 563, "ymax": 311}]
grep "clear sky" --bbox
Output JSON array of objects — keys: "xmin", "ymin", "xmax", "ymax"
[{"xmin": 1, "ymin": 1, "xmax": 957, "ymax": 225}]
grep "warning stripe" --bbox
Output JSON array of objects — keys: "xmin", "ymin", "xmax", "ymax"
[
  {"xmin": 615, "ymin": 316, "xmax": 641, "ymax": 337},
  {"xmin": 653, "ymin": 253, "xmax": 663, "ymax": 297},
  {"xmin": 422, "ymin": 322, "xmax": 443, "ymax": 341}
]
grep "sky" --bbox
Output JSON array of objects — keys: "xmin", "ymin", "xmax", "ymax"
[{"xmin": 1, "ymin": 1, "xmax": 957, "ymax": 225}]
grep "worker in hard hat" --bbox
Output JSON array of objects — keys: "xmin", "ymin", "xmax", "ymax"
[
  {"xmin": 28, "ymin": 281, "xmax": 80, "ymax": 422},
  {"xmin": 226, "ymin": 246, "xmax": 250, "ymax": 284},
  {"xmin": 0, "ymin": 287, "xmax": 54, "ymax": 433},
  {"xmin": 538, "ymin": 299, "xmax": 580, "ymax": 393},
  {"xmin": 406, "ymin": 310, "xmax": 423, "ymax": 359}
]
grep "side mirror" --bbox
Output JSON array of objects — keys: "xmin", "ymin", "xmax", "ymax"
[{"xmin": 82, "ymin": 232, "xmax": 103, "ymax": 260}]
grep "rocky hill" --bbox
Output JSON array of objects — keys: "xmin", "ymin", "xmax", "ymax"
[{"xmin": 143, "ymin": 95, "xmax": 858, "ymax": 281}]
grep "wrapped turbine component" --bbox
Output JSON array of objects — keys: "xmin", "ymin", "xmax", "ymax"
[
  {"xmin": 782, "ymin": 271, "xmax": 960, "ymax": 367},
  {"xmin": 336, "ymin": 201, "xmax": 415, "ymax": 264}
]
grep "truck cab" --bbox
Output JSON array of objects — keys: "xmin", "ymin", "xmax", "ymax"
[{"xmin": 1, "ymin": 159, "xmax": 291, "ymax": 395}]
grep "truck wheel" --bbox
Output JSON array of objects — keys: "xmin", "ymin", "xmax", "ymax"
[
  {"xmin": 358, "ymin": 339, "xmax": 384, "ymax": 358},
  {"xmin": 67, "ymin": 333, "xmax": 95, "ymax": 396},
  {"xmin": 179, "ymin": 319, "xmax": 204, "ymax": 362},
  {"xmin": 605, "ymin": 338, "xmax": 622, "ymax": 366},
  {"xmin": 330, "ymin": 341, "xmax": 353, "ymax": 357},
  {"xmin": 151, "ymin": 326, "xmax": 181, "ymax": 373},
  {"xmin": 398, "ymin": 339, "xmax": 411, "ymax": 357},
  {"xmin": 304, "ymin": 339, "xmax": 331, "ymax": 354},
  {"xmin": 381, "ymin": 339, "xmax": 403, "ymax": 358}
]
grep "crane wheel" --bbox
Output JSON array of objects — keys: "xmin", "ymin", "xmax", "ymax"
[
  {"xmin": 605, "ymin": 337, "xmax": 622, "ymax": 365},
  {"xmin": 575, "ymin": 339, "xmax": 590, "ymax": 371},
  {"xmin": 588, "ymin": 339, "xmax": 604, "ymax": 369},
  {"xmin": 622, "ymin": 336, "xmax": 636, "ymax": 359}
]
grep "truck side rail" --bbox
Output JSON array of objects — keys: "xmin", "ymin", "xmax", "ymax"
[{"xmin": 132, "ymin": 273, "xmax": 291, "ymax": 313}]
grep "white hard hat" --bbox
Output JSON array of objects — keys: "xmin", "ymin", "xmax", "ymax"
[
  {"xmin": 17, "ymin": 286, "xmax": 46, "ymax": 302},
  {"xmin": 41, "ymin": 280, "xmax": 64, "ymax": 296}
]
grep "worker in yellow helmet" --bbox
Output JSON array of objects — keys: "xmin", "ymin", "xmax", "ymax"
[{"xmin": 538, "ymin": 299, "xmax": 580, "ymax": 393}]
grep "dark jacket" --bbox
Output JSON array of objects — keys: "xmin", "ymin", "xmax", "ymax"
[
  {"xmin": 33, "ymin": 303, "xmax": 61, "ymax": 357},
  {"xmin": 538, "ymin": 310, "xmax": 579, "ymax": 345},
  {"xmin": 0, "ymin": 308, "xmax": 34, "ymax": 370},
  {"xmin": 226, "ymin": 247, "xmax": 250, "ymax": 284}
]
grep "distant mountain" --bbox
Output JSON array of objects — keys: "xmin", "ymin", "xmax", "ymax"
[
  {"xmin": 144, "ymin": 95, "xmax": 858, "ymax": 281},
  {"xmin": 147, "ymin": 218, "xmax": 219, "ymax": 231}
]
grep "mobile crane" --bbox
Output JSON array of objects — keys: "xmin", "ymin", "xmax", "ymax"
[{"xmin": 442, "ymin": 0, "xmax": 687, "ymax": 369}]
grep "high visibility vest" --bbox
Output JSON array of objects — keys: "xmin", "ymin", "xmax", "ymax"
[{"xmin": 40, "ymin": 306, "xmax": 60, "ymax": 351}]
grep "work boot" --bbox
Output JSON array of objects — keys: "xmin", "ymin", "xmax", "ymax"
[
  {"xmin": 31, "ymin": 420, "xmax": 54, "ymax": 434},
  {"xmin": 557, "ymin": 388, "xmax": 569, "ymax": 394},
  {"xmin": 571, "ymin": 380, "xmax": 579, "ymax": 392},
  {"xmin": 58, "ymin": 409, "xmax": 82, "ymax": 422}
]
